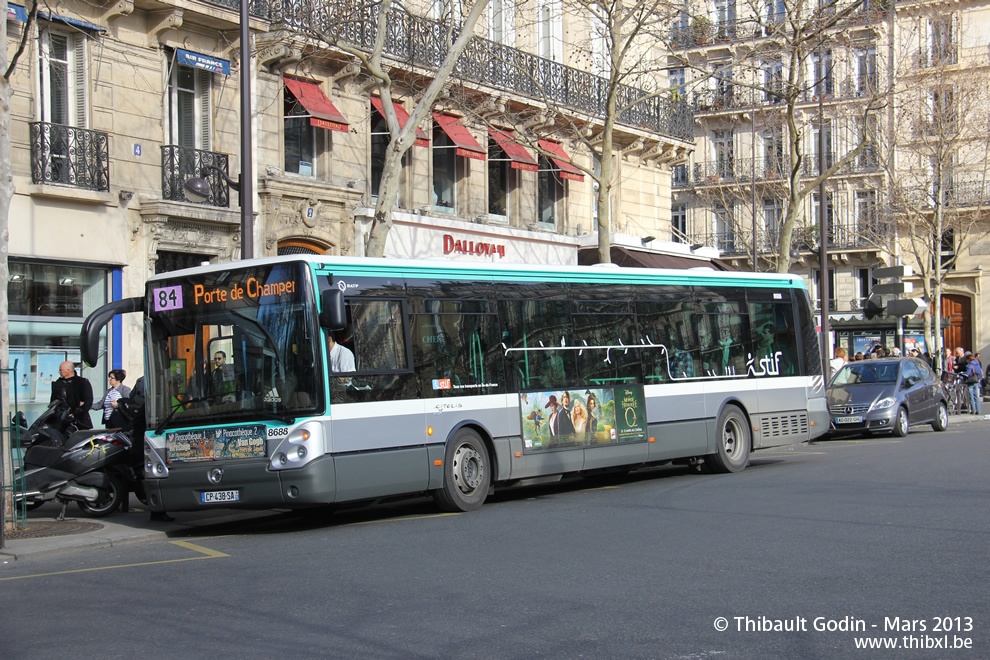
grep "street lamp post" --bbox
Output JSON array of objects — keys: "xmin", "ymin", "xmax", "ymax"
[{"xmin": 184, "ymin": 0, "xmax": 253, "ymax": 260}]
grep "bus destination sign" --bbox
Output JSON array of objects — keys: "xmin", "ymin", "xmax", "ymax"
[{"xmin": 152, "ymin": 269, "xmax": 301, "ymax": 313}]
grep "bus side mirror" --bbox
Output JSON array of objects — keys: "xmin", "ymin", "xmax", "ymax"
[{"xmin": 319, "ymin": 289, "xmax": 347, "ymax": 331}]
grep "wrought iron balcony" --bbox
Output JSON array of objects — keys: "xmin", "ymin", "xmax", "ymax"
[
  {"xmin": 267, "ymin": 2, "xmax": 693, "ymax": 141},
  {"xmin": 202, "ymin": 0, "xmax": 269, "ymax": 19},
  {"xmin": 29, "ymin": 122, "xmax": 110, "ymax": 192},
  {"xmin": 676, "ymin": 158, "xmax": 789, "ymax": 187},
  {"xmin": 161, "ymin": 145, "xmax": 231, "ymax": 207},
  {"xmin": 896, "ymin": 178, "xmax": 990, "ymax": 211}
]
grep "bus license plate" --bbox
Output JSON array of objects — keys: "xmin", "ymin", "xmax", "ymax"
[
  {"xmin": 201, "ymin": 490, "xmax": 240, "ymax": 504},
  {"xmin": 836, "ymin": 416, "xmax": 863, "ymax": 424}
]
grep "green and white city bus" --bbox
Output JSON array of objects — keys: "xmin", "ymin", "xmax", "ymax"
[{"xmin": 81, "ymin": 256, "xmax": 828, "ymax": 513}]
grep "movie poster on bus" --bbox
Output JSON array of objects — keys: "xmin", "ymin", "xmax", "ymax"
[
  {"xmin": 520, "ymin": 387, "xmax": 621, "ymax": 452},
  {"xmin": 212, "ymin": 424, "xmax": 266, "ymax": 459},
  {"xmin": 614, "ymin": 386, "xmax": 648, "ymax": 444},
  {"xmin": 166, "ymin": 428, "xmax": 214, "ymax": 462}
]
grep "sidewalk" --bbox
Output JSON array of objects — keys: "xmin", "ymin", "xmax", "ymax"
[
  {"xmin": 3, "ymin": 413, "xmax": 988, "ymax": 561},
  {"xmin": 1, "ymin": 495, "xmax": 286, "ymax": 562}
]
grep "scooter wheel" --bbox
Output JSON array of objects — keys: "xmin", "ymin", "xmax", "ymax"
[{"xmin": 77, "ymin": 473, "xmax": 124, "ymax": 518}]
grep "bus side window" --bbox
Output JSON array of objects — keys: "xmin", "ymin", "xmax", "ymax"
[
  {"xmin": 498, "ymin": 298, "xmax": 574, "ymax": 391},
  {"xmin": 339, "ymin": 299, "xmax": 408, "ymax": 375}
]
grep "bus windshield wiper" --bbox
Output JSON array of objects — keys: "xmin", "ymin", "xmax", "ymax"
[{"xmin": 154, "ymin": 393, "xmax": 227, "ymax": 435}]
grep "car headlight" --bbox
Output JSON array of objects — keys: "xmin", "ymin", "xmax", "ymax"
[{"xmin": 871, "ymin": 397, "xmax": 896, "ymax": 411}]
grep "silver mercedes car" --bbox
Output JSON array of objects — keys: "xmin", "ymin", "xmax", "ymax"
[{"xmin": 827, "ymin": 358, "xmax": 949, "ymax": 437}]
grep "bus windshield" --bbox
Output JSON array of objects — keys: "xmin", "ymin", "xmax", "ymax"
[{"xmin": 145, "ymin": 262, "xmax": 322, "ymax": 431}]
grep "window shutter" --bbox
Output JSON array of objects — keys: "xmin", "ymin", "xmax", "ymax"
[
  {"xmin": 71, "ymin": 34, "xmax": 87, "ymax": 128},
  {"xmin": 197, "ymin": 69, "xmax": 212, "ymax": 150}
]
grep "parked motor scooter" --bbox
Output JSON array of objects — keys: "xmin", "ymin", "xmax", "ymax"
[{"xmin": 16, "ymin": 401, "xmax": 136, "ymax": 518}]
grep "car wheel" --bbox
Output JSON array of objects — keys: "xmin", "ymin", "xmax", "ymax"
[
  {"xmin": 931, "ymin": 402, "xmax": 948, "ymax": 432},
  {"xmin": 892, "ymin": 407, "xmax": 910, "ymax": 437}
]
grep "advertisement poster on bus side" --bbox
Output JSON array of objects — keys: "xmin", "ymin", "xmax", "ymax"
[
  {"xmin": 213, "ymin": 425, "xmax": 266, "ymax": 459},
  {"xmin": 166, "ymin": 424, "xmax": 267, "ymax": 462},
  {"xmin": 519, "ymin": 386, "xmax": 647, "ymax": 453},
  {"xmin": 166, "ymin": 428, "xmax": 214, "ymax": 462}
]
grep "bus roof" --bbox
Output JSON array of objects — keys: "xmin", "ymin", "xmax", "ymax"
[{"xmin": 147, "ymin": 255, "xmax": 808, "ymax": 290}]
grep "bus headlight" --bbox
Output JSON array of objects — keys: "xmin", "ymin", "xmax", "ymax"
[{"xmin": 269, "ymin": 422, "xmax": 325, "ymax": 471}]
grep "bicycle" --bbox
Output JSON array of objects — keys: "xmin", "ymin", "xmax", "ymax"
[{"xmin": 942, "ymin": 373, "xmax": 970, "ymax": 415}]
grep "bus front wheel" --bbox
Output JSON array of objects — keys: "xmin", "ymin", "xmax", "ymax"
[
  {"xmin": 434, "ymin": 429, "xmax": 490, "ymax": 512},
  {"xmin": 707, "ymin": 405, "xmax": 750, "ymax": 474}
]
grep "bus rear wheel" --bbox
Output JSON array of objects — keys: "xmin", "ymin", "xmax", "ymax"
[
  {"xmin": 707, "ymin": 405, "xmax": 750, "ymax": 473},
  {"xmin": 434, "ymin": 429, "xmax": 490, "ymax": 512}
]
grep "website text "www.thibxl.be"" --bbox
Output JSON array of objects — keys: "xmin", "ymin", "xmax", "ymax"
[{"xmin": 711, "ymin": 616, "xmax": 974, "ymax": 650}]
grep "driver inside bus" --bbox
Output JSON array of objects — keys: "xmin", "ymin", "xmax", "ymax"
[{"xmin": 327, "ymin": 333, "xmax": 356, "ymax": 383}]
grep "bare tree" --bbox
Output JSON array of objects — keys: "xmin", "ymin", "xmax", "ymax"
[
  {"xmin": 270, "ymin": 0, "xmax": 491, "ymax": 257},
  {"xmin": 884, "ymin": 17, "xmax": 990, "ymax": 365},
  {"xmin": 453, "ymin": 0, "xmax": 687, "ymax": 264},
  {"xmin": 670, "ymin": 0, "xmax": 890, "ymax": 273},
  {"xmin": 2, "ymin": 1, "xmax": 38, "ymax": 531}
]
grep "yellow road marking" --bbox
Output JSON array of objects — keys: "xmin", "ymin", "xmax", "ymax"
[
  {"xmin": 351, "ymin": 512, "xmax": 460, "ymax": 526},
  {"xmin": 0, "ymin": 540, "xmax": 229, "ymax": 582}
]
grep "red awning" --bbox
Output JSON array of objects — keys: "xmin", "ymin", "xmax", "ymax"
[
  {"xmin": 433, "ymin": 113, "xmax": 485, "ymax": 160},
  {"xmin": 370, "ymin": 97, "xmax": 429, "ymax": 147},
  {"xmin": 538, "ymin": 139, "xmax": 585, "ymax": 182},
  {"xmin": 489, "ymin": 128, "xmax": 538, "ymax": 172},
  {"xmin": 284, "ymin": 78, "xmax": 349, "ymax": 133}
]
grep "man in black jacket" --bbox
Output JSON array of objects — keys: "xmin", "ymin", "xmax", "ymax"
[
  {"xmin": 51, "ymin": 361, "xmax": 93, "ymax": 429},
  {"xmin": 118, "ymin": 376, "xmax": 174, "ymax": 522}
]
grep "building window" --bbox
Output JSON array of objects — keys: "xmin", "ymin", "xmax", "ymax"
[
  {"xmin": 39, "ymin": 29, "xmax": 86, "ymax": 128},
  {"xmin": 488, "ymin": 136, "xmax": 511, "ymax": 222},
  {"xmin": 763, "ymin": 128, "xmax": 783, "ymax": 177},
  {"xmin": 714, "ymin": 0, "xmax": 736, "ymax": 39},
  {"xmin": 538, "ymin": 155, "xmax": 563, "ymax": 228},
  {"xmin": 537, "ymin": 0, "xmax": 563, "ymax": 62},
  {"xmin": 672, "ymin": 204, "xmax": 687, "ymax": 243},
  {"xmin": 855, "ymin": 47, "xmax": 877, "ymax": 96},
  {"xmin": 813, "ymin": 192, "xmax": 835, "ymax": 243},
  {"xmin": 811, "ymin": 50, "xmax": 833, "ymax": 98},
  {"xmin": 167, "ymin": 56, "xmax": 211, "ymax": 149},
  {"xmin": 669, "ymin": 68, "xmax": 686, "ymax": 100},
  {"xmin": 284, "ymin": 89, "xmax": 318, "ymax": 176},
  {"xmin": 812, "ymin": 119, "xmax": 834, "ymax": 170},
  {"xmin": 929, "ymin": 16, "xmax": 957, "ymax": 66},
  {"xmin": 857, "ymin": 114, "xmax": 879, "ymax": 169},
  {"xmin": 488, "ymin": 0, "xmax": 515, "ymax": 46},
  {"xmin": 713, "ymin": 130, "xmax": 734, "ymax": 179},
  {"xmin": 714, "ymin": 203, "xmax": 735, "ymax": 252},
  {"xmin": 810, "ymin": 269, "xmax": 837, "ymax": 312},
  {"xmin": 433, "ymin": 124, "xmax": 459, "ymax": 213},
  {"xmin": 938, "ymin": 229, "xmax": 956, "ymax": 271},
  {"xmin": 856, "ymin": 190, "xmax": 877, "ymax": 238},
  {"xmin": 8, "ymin": 259, "xmax": 109, "ymax": 423},
  {"xmin": 763, "ymin": 198, "xmax": 783, "ymax": 249},
  {"xmin": 763, "ymin": 59, "xmax": 783, "ymax": 102}
]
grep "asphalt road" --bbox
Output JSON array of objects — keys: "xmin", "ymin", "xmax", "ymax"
[{"xmin": 2, "ymin": 421, "xmax": 989, "ymax": 659}]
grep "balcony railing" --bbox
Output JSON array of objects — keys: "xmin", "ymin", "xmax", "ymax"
[
  {"xmin": 896, "ymin": 178, "xmax": 990, "ymax": 211},
  {"xmin": 161, "ymin": 146, "xmax": 231, "ymax": 207},
  {"xmin": 681, "ymin": 214, "xmax": 890, "ymax": 256},
  {"xmin": 203, "ymin": 0, "xmax": 269, "ymax": 19},
  {"xmin": 29, "ymin": 122, "xmax": 110, "ymax": 192},
  {"xmin": 668, "ymin": 5, "xmax": 887, "ymax": 50},
  {"xmin": 267, "ymin": 2, "xmax": 693, "ymax": 141}
]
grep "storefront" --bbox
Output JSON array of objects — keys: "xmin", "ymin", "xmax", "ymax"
[{"xmin": 8, "ymin": 259, "xmax": 115, "ymax": 424}]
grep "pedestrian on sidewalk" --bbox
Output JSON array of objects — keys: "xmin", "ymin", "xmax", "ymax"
[
  {"xmin": 963, "ymin": 352, "xmax": 982, "ymax": 416},
  {"xmin": 51, "ymin": 361, "xmax": 94, "ymax": 429},
  {"xmin": 93, "ymin": 369, "xmax": 131, "ymax": 429}
]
